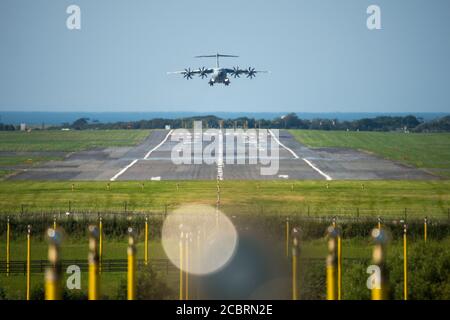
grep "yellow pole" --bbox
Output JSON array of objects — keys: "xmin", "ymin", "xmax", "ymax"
[
  {"xmin": 6, "ymin": 217, "xmax": 10, "ymax": 277},
  {"xmin": 403, "ymin": 224, "xmax": 408, "ymax": 301},
  {"xmin": 53, "ymin": 215, "xmax": 56, "ymax": 230},
  {"xmin": 88, "ymin": 225, "xmax": 100, "ymax": 300},
  {"xmin": 185, "ymin": 232, "xmax": 189, "ymax": 300},
  {"xmin": 127, "ymin": 227, "xmax": 136, "ymax": 300},
  {"xmin": 291, "ymin": 227, "xmax": 300, "ymax": 300},
  {"xmin": 144, "ymin": 216, "xmax": 149, "ymax": 265},
  {"xmin": 326, "ymin": 225, "xmax": 338, "ymax": 300},
  {"xmin": 371, "ymin": 228, "xmax": 388, "ymax": 300},
  {"xmin": 285, "ymin": 217, "xmax": 290, "ymax": 258},
  {"xmin": 99, "ymin": 217, "xmax": 103, "ymax": 274},
  {"xmin": 378, "ymin": 216, "xmax": 381, "ymax": 230},
  {"xmin": 45, "ymin": 228, "xmax": 62, "ymax": 300},
  {"xmin": 424, "ymin": 217, "xmax": 428, "ymax": 243},
  {"xmin": 179, "ymin": 231, "xmax": 184, "ymax": 300},
  {"xmin": 26, "ymin": 225, "xmax": 31, "ymax": 301},
  {"xmin": 337, "ymin": 233, "xmax": 342, "ymax": 300}
]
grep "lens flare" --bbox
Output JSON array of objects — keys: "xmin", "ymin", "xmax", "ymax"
[{"xmin": 161, "ymin": 204, "xmax": 238, "ymax": 275}]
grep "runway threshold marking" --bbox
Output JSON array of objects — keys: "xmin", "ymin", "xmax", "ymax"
[
  {"xmin": 268, "ymin": 129, "xmax": 299, "ymax": 159},
  {"xmin": 110, "ymin": 159, "xmax": 138, "ymax": 181},
  {"xmin": 302, "ymin": 158, "xmax": 333, "ymax": 181},
  {"xmin": 268, "ymin": 129, "xmax": 333, "ymax": 181},
  {"xmin": 144, "ymin": 129, "xmax": 174, "ymax": 159},
  {"xmin": 110, "ymin": 130, "xmax": 174, "ymax": 181}
]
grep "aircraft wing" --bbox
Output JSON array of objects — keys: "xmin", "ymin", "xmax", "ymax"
[
  {"xmin": 167, "ymin": 68, "xmax": 214, "ymax": 78},
  {"xmin": 225, "ymin": 67, "xmax": 270, "ymax": 78}
]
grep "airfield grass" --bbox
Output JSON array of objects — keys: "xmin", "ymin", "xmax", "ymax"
[
  {"xmin": 289, "ymin": 130, "xmax": 450, "ymax": 178},
  {"xmin": 0, "ymin": 180, "xmax": 448, "ymax": 218},
  {"xmin": 0, "ymin": 130, "xmax": 150, "ymax": 179},
  {"xmin": 0, "ymin": 130, "xmax": 150, "ymax": 152}
]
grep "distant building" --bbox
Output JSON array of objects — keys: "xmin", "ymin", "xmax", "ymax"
[
  {"xmin": 20, "ymin": 123, "xmax": 26, "ymax": 131},
  {"xmin": 165, "ymin": 125, "xmax": 171, "ymax": 130}
]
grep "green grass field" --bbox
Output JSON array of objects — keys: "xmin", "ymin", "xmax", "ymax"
[
  {"xmin": 0, "ymin": 130, "xmax": 150, "ymax": 179},
  {"xmin": 0, "ymin": 180, "xmax": 449, "ymax": 218},
  {"xmin": 289, "ymin": 130, "xmax": 450, "ymax": 178},
  {"xmin": 0, "ymin": 130, "xmax": 150, "ymax": 152}
]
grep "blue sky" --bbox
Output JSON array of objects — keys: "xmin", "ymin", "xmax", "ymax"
[{"xmin": 0, "ymin": 0, "xmax": 449, "ymax": 113}]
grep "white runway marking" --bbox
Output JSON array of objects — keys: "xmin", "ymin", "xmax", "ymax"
[
  {"xmin": 110, "ymin": 130, "xmax": 173, "ymax": 181},
  {"xmin": 268, "ymin": 129, "xmax": 299, "ymax": 159},
  {"xmin": 217, "ymin": 129, "xmax": 224, "ymax": 181},
  {"xmin": 268, "ymin": 129, "xmax": 332, "ymax": 180},
  {"xmin": 302, "ymin": 158, "xmax": 333, "ymax": 181},
  {"xmin": 110, "ymin": 159, "xmax": 138, "ymax": 181},
  {"xmin": 144, "ymin": 129, "xmax": 173, "ymax": 160}
]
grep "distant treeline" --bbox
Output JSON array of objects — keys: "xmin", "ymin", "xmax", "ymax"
[{"xmin": 2, "ymin": 113, "xmax": 450, "ymax": 132}]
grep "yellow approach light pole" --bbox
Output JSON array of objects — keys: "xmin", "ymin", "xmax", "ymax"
[
  {"xmin": 88, "ymin": 225, "xmax": 100, "ymax": 300},
  {"xmin": 26, "ymin": 225, "xmax": 31, "ymax": 301},
  {"xmin": 403, "ymin": 224, "xmax": 408, "ymax": 301},
  {"xmin": 53, "ymin": 215, "xmax": 57, "ymax": 230},
  {"xmin": 145, "ymin": 216, "xmax": 149, "ymax": 265},
  {"xmin": 371, "ymin": 228, "xmax": 388, "ymax": 300},
  {"xmin": 424, "ymin": 217, "xmax": 428, "ymax": 243},
  {"xmin": 6, "ymin": 217, "xmax": 10, "ymax": 277},
  {"xmin": 291, "ymin": 227, "xmax": 300, "ymax": 300},
  {"xmin": 45, "ymin": 228, "xmax": 62, "ymax": 300},
  {"xmin": 326, "ymin": 225, "xmax": 338, "ymax": 300},
  {"xmin": 127, "ymin": 227, "xmax": 137, "ymax": 300},
  {"xmin": 285, "ymin": 217, "xmax": 290, "ymax": 258},
  {"xmin": 99, "ymin": 216, "xmax": 103, "ymax": 274}
]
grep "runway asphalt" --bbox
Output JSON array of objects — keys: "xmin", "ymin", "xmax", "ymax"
[{"xmin": 9, "ymin": 129, "xmax": 438, "ymax": 181}]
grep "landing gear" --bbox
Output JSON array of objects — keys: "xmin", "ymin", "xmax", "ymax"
[
  {"xmin": 209, "ymin": 80, "xmax": 214, "ymax": 86},
  {"xmin": 224, "ymin": 78, "xmax": 230, "ymax": 86}
]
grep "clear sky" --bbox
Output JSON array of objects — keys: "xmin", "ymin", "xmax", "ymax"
[{"xmin": 0, "ymin": 0, "xmax": 449, "ymax": 113}]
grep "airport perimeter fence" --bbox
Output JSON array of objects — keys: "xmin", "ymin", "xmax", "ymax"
[{"xmin": 0, "ymin": 210, "xmax": 449, "ymax": 241}]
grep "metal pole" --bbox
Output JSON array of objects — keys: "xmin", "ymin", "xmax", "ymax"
[
  {"xmin": 291, "ymin": 227, "xmax": 300, "ymax": 300},
  {"xmin": 285, "ymin": 217, "xmax": 290, "ymax": 258},
  {"xmin": 26, "ymin": 225, "xmax": 31, "ymax": 301},
  {"xmin": 403, "ymin": 224, "xmax": 408, "ymax": 301},
  {"xmin": 371, "ymin": 228, "xmax": 388, "ymax": 300},
  {"xmin": 45, "ymin": 228, "xmax": 62, "ymax": 300},
  {"xmin": 88, "ymin": 225, "xmax": 100, "ymax": 300},
  {"xmin": 127, "ymin": 227, "xmax": 136, "ymax": 300},
  {"xmin": 53, "ymin": 215, "xmax": 57, "ymax": 230},
  {"xmin": 424, "ymin": 217, "xmax": 428, "ymax": 243},
  {"xmin": 144, "ymin": 216, "xmax": 149, "ymax": 265},
  {"xmin": 6, "ymin": 217, "xmax": 10, "ymax": 277},
  {"xmin": 179, "ymin": 231, "xmax": 184, "ymax": 300},
  {"xmin": 99, "ymin": 217, "xmax": 103, "ymax": 274},
  {"xmin": 326, "ymin": 225, "xmax": 338, "ymax": 300},
  {"xmin": 337, "ymin": 230, "xmax": 342, "ymax": 300},
  {"xmin": 185, "ymin": 232, "xmax": 189, "ymax": 300}
]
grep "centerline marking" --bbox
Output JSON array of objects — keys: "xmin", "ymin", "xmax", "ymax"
[
  {"xmin": 110, "ymin": 159, "xmax": 138, "ymax": 181},
  {"xmin": 302, "ymin": 158, "xmax": 333, "ymax": 181}
]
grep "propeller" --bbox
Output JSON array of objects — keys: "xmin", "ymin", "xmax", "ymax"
[
  {"xmin": 230, "ymin": 66, "xmax": 241, "ymax": 78},
  {"xmin": 246, "ymin": 67, "xmax": 257, "ymax": 79},
  {"xmin": 198, "ymin": 67, "xmax": 208, "ymax": 79},
  {"xmin": 183, "ymin": 68, "xmax": 194, "ymax": 80}
]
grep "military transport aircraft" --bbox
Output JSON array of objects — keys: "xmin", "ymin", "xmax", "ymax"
[{"xmin": 167, "ymin": 53, "xmax": 269, "ymax": 86}]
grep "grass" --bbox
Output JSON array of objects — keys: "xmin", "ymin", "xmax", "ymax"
[
  {"xmin": 0, "ymin": 130, "xmax": 150, "ymax": 180},
  {"xmin": 289, "ymin": 130, "xmax": 450, "ymax": 178},
  {"xmin": 0, "ymin": 130, "xmax": 150, "ymax": 152},
  {"xmin": 0, "ymin": 180, "xmax": 449, "ymax": 218}
]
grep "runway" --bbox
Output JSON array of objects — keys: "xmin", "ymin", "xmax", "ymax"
[{"xmin": 10, "ymin": 129, "xmax": 438, "ymax": 181}]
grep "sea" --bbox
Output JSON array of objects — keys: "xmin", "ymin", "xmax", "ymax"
[{"xmin": 0, "ymin": 111, "xmax": 447, "ymax": 125}]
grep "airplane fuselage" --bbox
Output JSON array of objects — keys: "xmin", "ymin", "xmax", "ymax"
[{"xmin": 209, "ymin": 68, "xmax": 230, "ymax": 86}]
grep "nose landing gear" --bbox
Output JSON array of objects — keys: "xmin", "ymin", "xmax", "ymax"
[
  {"xmin": 224, "ymin": 78, "xmax": 230, "ymax": 86},
  {"xmin": 209, "ymin": 80, "xmax": 214, "ymax": 86}
]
